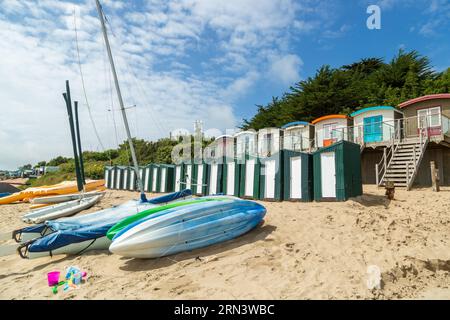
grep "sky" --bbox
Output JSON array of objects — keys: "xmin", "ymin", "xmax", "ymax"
[{"xmin": 0, "ymin": 0, "xmax": 449, "ymax": 170}]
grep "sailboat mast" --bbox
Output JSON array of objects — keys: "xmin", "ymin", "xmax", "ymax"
[{"xmin": 95, "ymin": 0, "xmax": 146, "ymax": 201}]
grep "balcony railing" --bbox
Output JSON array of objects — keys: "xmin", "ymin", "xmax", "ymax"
[{"xmin": 330, "ymin": 113, "xmax": 450, "ymax": 147}]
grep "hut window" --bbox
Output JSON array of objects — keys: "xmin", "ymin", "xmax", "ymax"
[
  {"xmin": 264, "ymin": 133, "xmax": 273, "ymax": 155},
  {"xmin": 418, "ymin": 107, "xmax": 441, "ymax": 128},
  {"xmin": 323, "ymin": 123, "xmax": 338, "ymax": 139}
]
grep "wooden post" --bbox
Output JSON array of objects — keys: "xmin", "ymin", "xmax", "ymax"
[
  {"xmin": 375, "ymin": 163, "xmax": 379, "ymax": 186},
  {"xmin": 430, "ymin": 161, "xmax": 440, "ymax": 192}
]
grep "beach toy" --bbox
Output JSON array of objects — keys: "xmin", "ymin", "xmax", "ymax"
[{"xmin": 47, "ymin": 271, "xmax": 60, "ymax": 286}]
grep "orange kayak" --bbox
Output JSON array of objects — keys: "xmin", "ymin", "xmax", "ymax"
[{"xmin": 0, "ymin": 180, "xmax": 105, "ymax": 205}]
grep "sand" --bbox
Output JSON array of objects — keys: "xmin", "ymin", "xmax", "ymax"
[{"xmin": 0, "ymin": 185, "xmax": 449, "ymax": 300}]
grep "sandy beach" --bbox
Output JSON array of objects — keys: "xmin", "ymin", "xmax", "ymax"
[{"xmin": 0, "ymin": 185, "xmax": 449, "ymax": 300}]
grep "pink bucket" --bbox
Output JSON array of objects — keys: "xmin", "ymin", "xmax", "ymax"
[{"xmin": 47, "ymin": 271, "xmax": 60, "ymax": 286}]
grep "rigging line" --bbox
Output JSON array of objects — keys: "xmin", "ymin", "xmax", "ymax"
[
  {"xmin": 73, "ymin": 9, "xmax": 105, "ymax": 151},
  {"xmin": 100, "ymin": 9, "xmax": 169, "ymax": 137},
  {"xmin": 103, "ymin": 35, "xmax": 120, "ymax": 150},
  {"xmin": 102, "ymin": 39, "xmax": 114, "ymax": 165},
  {"xmin": 121, "ymin": 59, "xmax": 169, "ymax": 136}
]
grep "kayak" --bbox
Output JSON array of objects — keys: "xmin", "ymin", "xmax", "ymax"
[
  {"xmin": 109, "ymin": 199, "xmax": 266, "ymax": 259},
  {"xmin": 8, "ymin": 190, "xmax": 193, "ymax": 243},
  {"xmin": 106, "ymin": 197, "xmax": 229, "ymax": 240},
  {"xmin": 17, "ymin": 196, "xmax": 219, "ymax": 259},
  {"xmin": 0, "ymin": 193, "xmax": 11, "ymax": 198},
  {"xmin": 0, "ymin": 190, "xmax": 194, "ymax": 258},
  {"xmin": 0, "ymin": 180, "xmax": 105, "ymax": 205},
  {"xmin": 22, "ymin": 194, "xmax": 104, "ymax": 224},
  {"xmin": 30, "ymin": 190, "xmax": 106, "ymax": 204}
]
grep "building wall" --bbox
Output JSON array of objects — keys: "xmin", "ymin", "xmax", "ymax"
[
  {"xmin": 353, "ymin": 109, "xmax": 401, "ymax": 143},
  {"xmin": 314, "ymin": 118, "xmax": 350, "ymax": 148},
  {"xmin": 360, "ymin": 149, "xmax": 383, "ymax": 184},
  {"xmin": 414, "ymin": 145, "xmax": 450, "ymax": 187}
]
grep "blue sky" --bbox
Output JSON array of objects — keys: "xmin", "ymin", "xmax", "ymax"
[{"xmin": 0, "ymin": 0, "xmax": 449, "ymax": 169}]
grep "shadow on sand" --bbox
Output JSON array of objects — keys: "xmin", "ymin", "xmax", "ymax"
[
  {"xmin": 118, "ymin": 223, "xmax": 277, "ymax": 272},
  {"xmin": 352, "ymin": 193, "xmax": 392, "ymax": 208}
]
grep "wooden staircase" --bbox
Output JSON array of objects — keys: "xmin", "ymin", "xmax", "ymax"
[{"xmin": 376, "ymin": 132, "xmax": 429, "ymax": 190}]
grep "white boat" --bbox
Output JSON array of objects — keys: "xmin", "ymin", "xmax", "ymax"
[
  {"xmin": 22, "ymin": 194, "xmax": 104, "ymax": 224},
  {"xmin": 30, "ymin": 190, "xmax": 106, "ymax": 204}
]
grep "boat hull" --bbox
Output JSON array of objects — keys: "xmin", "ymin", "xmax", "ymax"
[
  {"xmin": 22, "ymin": 194, "xmax": 104, "ymax": 224},
  {"xmin": 109, "ymin": 200, "xmax": 266, "ymax": 258}
]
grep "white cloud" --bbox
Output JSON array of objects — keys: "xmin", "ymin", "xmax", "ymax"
[{"xmin": 269, "ymin": 54, "xmax": 303, "ymax": 85}]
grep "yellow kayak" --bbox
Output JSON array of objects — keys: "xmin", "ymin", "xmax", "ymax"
[{"xmin": 0, "ymin": 180, "xmax": 105, "ymax": 205}]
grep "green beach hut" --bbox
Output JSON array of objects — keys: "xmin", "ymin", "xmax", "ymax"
[
  {"xmin": 313, "ymin": 140, "xmax": 362, "ymax": 201},
  {"xmin": 193, "ymin": 162, "xmax": 208, "ymax": 195},
  {"xmin": 283, "ymin": 150, "xmax": 313, "ymax": 201},
  {"xmin": 159, "ymin": 164, "xmax": 175, "ymax": 193}
]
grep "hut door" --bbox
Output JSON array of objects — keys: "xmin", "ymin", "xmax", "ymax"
[
  {"xmin": 160, "ymin": 168, "xmax": 167, "ymax": 192},
  {"xmin": 174, "ymin": 166, "xmax": 181, "ymax": 191},
  {"xmin": 245, "ymin": 159, "xmax": 255, "ymax": 197},
  {"xmin": 196, "ymin": 165, "xmax": 203, "ymax": 194},
  {"xmin": 321, "ymin": 152, "xmax": 336, "ymax": 198},
  {"xmin": 227, "ymin": 162, "xmax": 235, "ymax": 195},
  {"xmin": 290, "ymin": 156, "xmax": 302, "ymax": 199},
  {"xmin": 144, "ymin": 168, "xmax": 150, "ymax": 191},
  {"xmin": 265, "ymin": 160, "xmax": 276, "ymax": 198},
  {"xmin": 186, "ymin": 165, "xmax": 192, "ymax": 190},
  {"xmin": 123, "ymin": 170, "xmax": 128, "ymax": 190},
  {"xmin": 105, "ymin": 169, "xmax": 110, "ymax": 188},
  {"xmin": 209, "ymin": 163, "xmax": 218, "ymax": 195},
  {"xmin": 129, "ymin": 170, "xmax": 135, "ymax": 190},
  {"xmin": 110, "ymin": 169, "xmax": 115, "ymax": 189},
  {"xmin": 363, "ymin": 115, "xmax": 383, "ymax": 143},
  {"xmin": 152, "ymin": 167, "xmax": 158, "ymax": 191},
  {"xmin": 115, "ymin": 170, "xmax": 121, "ymax": 189}
]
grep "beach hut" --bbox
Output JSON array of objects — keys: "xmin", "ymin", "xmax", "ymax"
[
  {"xmin": 350, "ymin": 106, "xmax": 403, "ymax": 145},
  {"xmin": 259, "ymin": 155, "xmax": 283, "ymax": 201},
  {"xmin": 283, "ymin": 150, "xmax": 313, "ymax": 201},
  {"xmin": 216, "ymin": 135, "xmax": 240, "ymax": 197},
  {"xmin": 143, "ymin": 165, "xmax": 152, "ymax": 192},
  {"xmin": 235, "ymin": 130, "xmax": 258, "ymax": 162},
  {"xmin": 282, "ymin": 121, "xmax": 315, "ymax": 152},
  {"xmin": 193, "ymin": 162, "xmax": 208, "ymax": 195},
  {"xmin": 127, "ymin": 167, "xmax": 138, "ymax": 191},
  {"xmin": 312, "ymin": 115, "xmax": 352, "ymax": 148},
  {"xmin": 150, "ymin": 164, "xmax": 160, "ymax": 193},
  {"xmin": 258, "ymin": 128, "xmax": 283, "ymax": 158},
  {"xmin": 183, "ymin": 163, "xmax": 194, "ymax": 192},
  {"xmin": 313, "ymin": 140, "xmax": 362, "ymax": 201},
  {"xmin": 173, "ymin": 164, "xmax": 184, "ymax": 192},
  {"xmin": 257, "ymin": 128, "xmax": 283, "ymax": 201},
  {"xmin": 136, "ymin": 167, "xmax": 145, "ymax": 191},
  {"xmin": 234, "ymin": 130, "xmax": 259, "ymax": 199},
  {"xmin": 158, "ymin": 164, "xmax": 175, "ymax": 193},
  {"xmin": 104, "ymin": 166, "xmax": 113, "ymax": 189},
  {"xmin": 207, "ymin": 162, "xmax": 223, "ymax": 195},
  {"xmin": 239, "ymin": 157, "xmax": 260, "ymax": 199},
  {"xmin": 110, "ymin": 166, "xmax": 117, "ymax": 190},
  {"xmin": 114, "ymin": 166, "xmax": 125, "ymax": 190},
  {"xmin": 203, "ymin": 135, "xmax": 232, "ymax": 195},
  {"xmin": 223, "ymin": 158, "xmax": 240, "ymax": 196}
]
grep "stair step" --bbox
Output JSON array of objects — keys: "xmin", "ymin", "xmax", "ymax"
[
  {"xmin": 393, "ymin": 154, "xmax": 416, "ymax": 158},
  {"xmin": 386, "ymin": 169, "xmax": 414, "ymax": 173},
  {"xmin": 385, "ymin": 174, "xmax": 408, "ymax": 178},
  {"xmin": 397, "ymin": 144, "xmax": 420, "ymax": 150}
]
